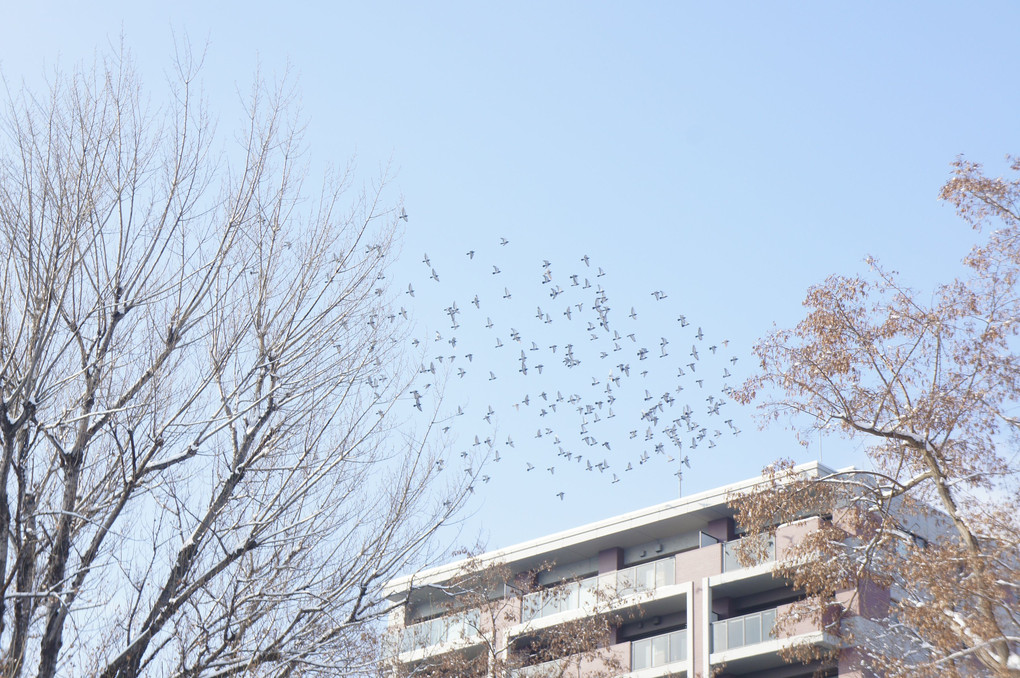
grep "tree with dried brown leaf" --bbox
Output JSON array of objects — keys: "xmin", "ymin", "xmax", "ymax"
[
  {"xmin": 731, "ymin": 157, "xmax": 1020, "ymax": 677},
  {"xmin": 0, "ymin": 47, "xmax": 467, "ymax": 678}
]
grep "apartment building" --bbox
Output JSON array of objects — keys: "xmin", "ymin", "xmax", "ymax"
[{"xmin": 384, "ymin": 461, "xmax": 867, "ymax": 678}]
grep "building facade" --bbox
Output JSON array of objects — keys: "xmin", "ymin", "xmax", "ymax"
[{"xmin": 384, "ymin": 462, "xmax": 878, "ymax": 678}]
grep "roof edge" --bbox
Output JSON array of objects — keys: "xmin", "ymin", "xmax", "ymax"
[{"xmin": 382, "ymin": 460, "xmax": 842, "ymax": 597}]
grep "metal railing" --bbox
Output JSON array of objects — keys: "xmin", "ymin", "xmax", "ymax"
[
  {"xmin": 630, "ymin": 628, "xmax": 687, "ymax": 671},
  {"xmin": 521, "ymin": 557, "xmax": 676, "ymax": 623},
  {"xmin": 721, "ymin": 537, "xmax": 776, "ymax": 572},
  {"xmin": 711, "ymin": 607, "xmax": 777, "ymax": 652},
  {"xmin": 399, "ymin": 608, "xmax": 480, "ymax": 653}
]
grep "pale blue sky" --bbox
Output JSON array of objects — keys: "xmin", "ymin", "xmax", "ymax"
[{"xmin": 3, "ymin": 3, "xmax": 1018, "ymax": 550}]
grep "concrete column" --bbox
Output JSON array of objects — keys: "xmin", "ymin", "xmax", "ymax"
[
  {"xmin": 598, "ymin": 547, "xmax": 623, "ymax": 573},
  {"xmin": 711, "ymin": 596, "xmax": 732, "ymax": 618},
  {"xmin": 675, "ymin": 542, "xmax": 722, "ymax": 678},
  {"xmin": 705, "ymin": 516, "xmax": 735, "ymax": 543},
  {"xmin": 597, "ymin": 547, "xmax": 624, "ymax": 643}
]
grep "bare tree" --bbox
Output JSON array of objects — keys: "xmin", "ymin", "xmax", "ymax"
[
  {"xmin": 0, "ymin": 48, "xmax": 465, "ymax": 678},
  {"xmin": 731, "ymin": 157, "xmax": 1020, "ymax": 676},
  {"xmin": 388, "ymin": 559, "xmax": 628, "ymax": 678}
]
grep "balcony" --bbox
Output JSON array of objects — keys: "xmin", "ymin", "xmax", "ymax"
[
  {"xmin": 400, "ymin": 608, "xmax": 481, "ymax": 653},
  {"xmin": 630, "ymin": 628, "xmax": 687, "ymax": 671},
  {"xmin": 711, "ymin": 607, "xmax": 776, "ymax": 652},
  {"xmin": 516, "ymin": 657, "xmax": 567, "ymax": 678},
  {"xmin": 721, "ymin": 537, "xmax": 775, "ymax": 573},
  {"xmin": 521, "ymin": 557, "xmax": 676, "ymax": 623},
  {"xmin": 709, "ymin": 602, "xmax": 839, "ymax": 673},
  {"xmin": 514, "ymin": 632, "xmax": 683, "ymax": 678}
]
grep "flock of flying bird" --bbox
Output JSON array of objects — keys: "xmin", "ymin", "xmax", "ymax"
[{"xmin": 395, "ymin": 235, "xmax": 743, "ymax": 502}]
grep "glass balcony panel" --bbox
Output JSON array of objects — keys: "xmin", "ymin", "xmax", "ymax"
[
  {"xmin": 710, "ymin": 608, "xmax": 783, "ymax": 652},
  {"xmin": 578, "ymin": 577, "xmax": 597, "ymax": 608},
  {"xmin": 562, "ymin": 582, "xmax": 580, "ymax": 612},
  {"xmin": 712, "ymin": 620, "xmax": 727, "ymax": 652},
  {"xmin": 656, "ymin": 558, "xmax": 675, "ymax": 587},
  {"xmin": 651, "ymin": 635, "xmax": 668, "ymax": 666},
  {"xmin": 450, "ymin": 610, "xmax": 477, "ymax": 641},
  {"xmin": 617, "ymin": 569, "xmax": 637, "ymax": 597},
  {"xmin": 542, "ymin": 591, "xmax": 561, "ymax": 617},
  {"xmin": 519, "ymin": 657, "xmax": 568, "ymax": 678},
  {"xmin": 431, "ymin": 617, "xmax": 447, "ymax": 646},
  {"xmin": 744, "ymin": 614, "xmax": 761, "ymax": 645},
  {"xmin": 668, "ymin": 630, "xmax": 686, "ymax": 662},
  {"xmin": 635, "ymin": 562, "xmax": 655, "ymax": 591},
  {"xmin": 446, "ymin": 617, "xmax": 463, "ymax": 642},
  {"xmin": 417, "ymin": 620, "xmax": 431, "ymax": 647},
  {"xmin": 598, "ymin": 573, "xmax": 617, "ymax": 596},
  {"xmin": 400, "ymin": 628, "xmax": 415, "ymax": 653},
  {"xmin": 421, "ymin": 623, "xmax": 434, "ymax": 648},
  {"xmin": 561, "ymin": 585, "xmax": 574, "ymax": 612},
  {"xmin": 631, "ymin": 638, "xmax": 651, "ymax": 670},
  {"xmin": 400, "ymin": 609, "xmax": 484, "ymax": 654},
  {"xmin": 723, "ymin": 537, "xmax": 777, "ymax": 571},
  {"xmin": 522, "ymin": 591, "xmax": 542, "ymax": 622},
  {"xmin": 727, "ymin": 617, "xmax": 744, "ymax": 649},
  {"xmin": 762, "ymin": 608, "xmax": 776, "ymax": 639},
  {"xmin": 722, "ymin": 542, "xmax": 740, "ymax": 572},
  {"xmin": 515, "ymin": 558, "xmax": 682, "ymax": 626}
]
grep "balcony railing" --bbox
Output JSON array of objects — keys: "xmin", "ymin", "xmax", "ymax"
[
  {"xmin": 711, "ymin": 607, "xmax": 777, "ymax": 653},
  {"xmin": 516, "ymin": 657, "xmax": 568, "ymax": 678},
  {"xmin": 721, "ymin": 537, "xmax": 775, "ymax": 572},
  {"xmin": 521, "ymin": 557, "xmax": 676, "ymax": 623},
  {"xmin": 631, "ymin": 628, "xmax": 687, "ymax": 671},
  {"xmin": 400, "ymin": 608, "xmax": 480, "ymax": 653}
]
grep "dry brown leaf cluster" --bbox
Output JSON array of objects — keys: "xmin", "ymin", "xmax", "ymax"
[{"xmin": 732, "ymin": 157, "xmax": 1020, "ymax": 677}]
